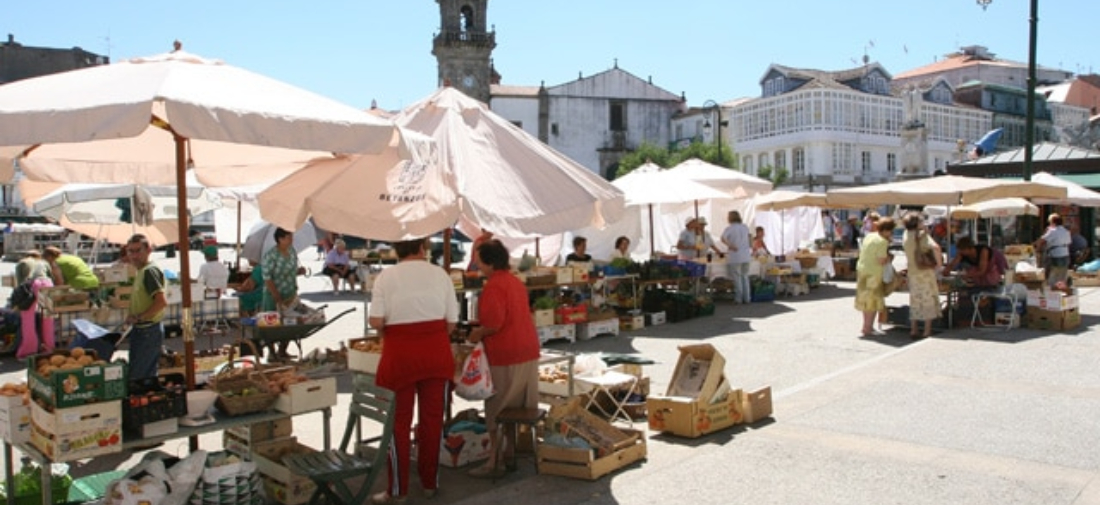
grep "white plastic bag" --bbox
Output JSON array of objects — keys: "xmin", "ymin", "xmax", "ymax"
[
  {"xmin": 882, "ymin": 260, "xmax": 896, "ymax": 284},
  {"xmin": 454, "ymin": 342, "xmax": 495, "ymax": 400}
]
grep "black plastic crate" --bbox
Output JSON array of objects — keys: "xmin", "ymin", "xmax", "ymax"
[{"xmin": 122, "ymin": 373, "xmax": 187, "ymax": 434}]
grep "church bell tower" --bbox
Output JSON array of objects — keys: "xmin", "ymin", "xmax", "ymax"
[{"xmin": 432, "ymin": 0, "xmax": 497, "ymax": 104}]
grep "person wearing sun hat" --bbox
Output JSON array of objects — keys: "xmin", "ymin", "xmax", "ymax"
[
  {"xmin": 676, "ymin": 217, "xmax": 699, "ymax": 260},
  {"xmin": 687, "ymin": 216, "xmax": 723, "ymax": 260}
]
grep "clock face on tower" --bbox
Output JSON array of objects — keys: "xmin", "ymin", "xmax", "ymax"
[{"xmin": 462, "ymin": 74, "xmax": 476, "ymax": 89}]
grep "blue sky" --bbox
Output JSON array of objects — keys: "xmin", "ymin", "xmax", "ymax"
[{"xmin": 5, "ymin": 1, "xmax": 1098, "ymax": 111}]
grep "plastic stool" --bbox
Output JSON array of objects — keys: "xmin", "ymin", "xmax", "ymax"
[{"xmin": 496, "ymin": 407, "xmax": 546, "ymax": 474}]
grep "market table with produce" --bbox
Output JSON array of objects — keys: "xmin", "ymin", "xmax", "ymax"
[{"xmin": 0, "ymin": 346, "xmax": 336, "ymax": 505}]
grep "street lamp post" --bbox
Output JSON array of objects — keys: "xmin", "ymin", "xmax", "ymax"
[
  {"xmin": 702, "ymin": 99, "xmax": 727, "ymax": 167},
  {"xmin": 978, "ymin": 0, "xmax": 1037, "ymax": 181}
]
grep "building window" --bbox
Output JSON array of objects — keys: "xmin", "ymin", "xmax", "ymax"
[
  {"xmin": 861, "ymin": 151, "xmax": 872, "ymax": 174},
  {"xmin": 551, "ymin": 123, "xmax": 559, "ymax": 136},
  {"xmin": 758, "ymin": 153, "xmax": 768, "ymax": 171},
  {"xmin": 774, "ymin": 150, "xmax": 786, "ymax": 170},
  {"xmin": 743, "ymin": 156, "xmax": 754, "ymax": 174},
  {"xmin": 887, "ymin": 153, "xmax": 897, "ymax": 173},
  {"xmin": 793, "ymin": 148, "xmax": 805, "ymax": 177},
  {"xmin": 610, "ymin": 101, "xmax": 626, "ymax": 132}
]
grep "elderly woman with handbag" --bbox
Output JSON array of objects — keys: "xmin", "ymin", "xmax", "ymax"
[
  {"xmin": 902, "ymin": 213, "xmax": 942, "ymax": 339},
  {"xmin": 854, "ymin": 217, "xmax": 897, "ymax": 336}
]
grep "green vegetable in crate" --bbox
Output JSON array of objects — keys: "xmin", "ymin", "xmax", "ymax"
[
  {"xmin": 609, "ymin": 257, "xmax": 633, "ymax": 269},
  {"xmin": 533, "ymin": 296, "xmax": 558, "ymax": 310}
]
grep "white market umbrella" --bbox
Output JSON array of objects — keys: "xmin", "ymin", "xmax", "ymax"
[
  {"xmin": 667, "ymin": 158, "xmax": 773, "ymax": 197},
  {"xmin": 241, "ymin": 220, "xmax": 321, "ymax": 264},
  {"xmin": 0, "ymin": 44, "xmax": 397, "ymax": 388},
  {"xmin": 753, "ymin": 190, "xmax": 828, "ymax": 211},
  {"xmin": 926, "ymin": 197, "xmax": 1039, "ymax": 220},
  {"xmin": 393, "ymin": 87, "xmax": 625, "ymax": 239},
  {"xmin": 258, "ymin": 128, "xmax": 458, "ymax": 241},
  {"xmin": 613, "ymin": 162, "xmax": 730, "ymax": 255},
  {"xmin": 33, "ymin": 182, "xmax": 222, "ymax": 246},
  {"xmin": 826, "ymin": 175, "xmax": 1066, "ymax": 207},
  {"xmin": 1030, "ymin": 172, "xmax": 1100, "ymax": 207}
]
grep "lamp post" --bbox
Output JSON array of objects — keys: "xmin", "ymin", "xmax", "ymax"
[
  {"xmin": 701, "ymin": 99, "xmax": 727, "ymax": 167},
  {"xmin": 978, "ymin": 0, "xmax": 1037, "ymax": 181}
]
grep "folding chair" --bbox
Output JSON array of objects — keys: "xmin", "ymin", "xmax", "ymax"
[{"xmin": 283, "ymin": 374, "xmax": 395, "ymax": 505}]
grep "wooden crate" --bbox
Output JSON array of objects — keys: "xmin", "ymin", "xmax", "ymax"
[{"xmin": 537, "ymin": 428, "xmax": 646, "ymax": 480}]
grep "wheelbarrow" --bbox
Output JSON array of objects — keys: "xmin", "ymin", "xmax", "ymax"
[{"xmin": 240, "ymin": 306, "xmax": 357, "ymax": 361}]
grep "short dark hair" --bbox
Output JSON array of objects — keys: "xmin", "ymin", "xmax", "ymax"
[
  {"xmin": 127, "ymin": 234, "xmax": 151, "ymax": 249},
  {"xmin": 1049, "ymin": 213, "xmax": 1063, "ymax": 226},
  {"xmin": 273, "ymin": 227, "xmax": 292, "ymax": 241},
  {"xmin": 615, "ymin": 236, "xmax": 630, "ymax": 249},
  {"xmin": 902, "ymin": 212, "xmax": 922, "ymax": 231},
  {"xmin": 728, "ymin": 211, "xmax": 742, "ymax": 223},
  {"xmin": 393, "ymin": 238, "xmax": 426, "ymax": 259},
  {"xmin": 572, "ymin": 236, "xmax": 587, "ymax": 248},
  {"xmin": 956, "ymin": 236, "xmax": 976, "ymax": 250},
  {"xmin": 477, "ymin": 239, "xmax": 510, "ymax": 270},
  {"xmin": 875, "ymin": 217, "xmax": 897, "ymax": 232}
]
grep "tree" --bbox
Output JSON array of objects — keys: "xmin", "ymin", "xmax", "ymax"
[
  {"xmin": 757, "ymin": 164, "xmax": 789, "ymax": 186},
  {"xmin": 615, "ymin": 140, "xmax": 737, "ymax": 178}
]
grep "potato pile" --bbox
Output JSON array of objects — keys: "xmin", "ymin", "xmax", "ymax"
[
  {"xmin": 539, "ymin": 365, "xmax": 569, "ymax": 384},
  {"xmin": 352, "ymin": 339, "xmax": 382, "ymax": 354},
  {"xmin": 264, "ymin": 370, "xmax": 310, "ymax": 394},
  {"xmin": 0, "ymin": 382, "xmax": 28, "ymax": 398},
  {"xmin": 35, "ymin": 348, "xmax": 105, "ymax": 378}
]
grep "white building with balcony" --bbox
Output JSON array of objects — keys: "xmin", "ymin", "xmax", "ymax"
[{"xmin": 726, "ymin": 62, "xmax": 992, "ymax": 189}]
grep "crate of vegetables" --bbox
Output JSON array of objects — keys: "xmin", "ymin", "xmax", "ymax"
[{"xmin": 122, "ymin": 374, "xmax": 187, "ymax": 435}]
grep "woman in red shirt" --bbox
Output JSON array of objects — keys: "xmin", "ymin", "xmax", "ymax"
[{"xmin": 466, "ymin": 239, "xmax": 541, "ymax": 478}]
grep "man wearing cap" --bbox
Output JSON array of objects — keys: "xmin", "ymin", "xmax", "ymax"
[{"xmin": 677, "ymin": 217, "xmax": 723, "ymax": 260}]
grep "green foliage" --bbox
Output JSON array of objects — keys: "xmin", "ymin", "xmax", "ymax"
[
  {"xmin": 533, "ymin": 296, "xmax": 558, "ymax": 310},
  {"xmin": 757, "ymin": 165, "xmax": 772, "ymax": 181},
  {"xmin": 774, "ymin": 166, "xmax": 789, "ymax": 185},
  {"xmin": 615, "ymin": 141, "xmax": 738, "ymax": 179},
  {"xmin": 757, "ymin": 164, "xmax": 789, "ymax": 185}
]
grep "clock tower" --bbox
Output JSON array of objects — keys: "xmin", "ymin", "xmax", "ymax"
[{"xmin": 432, "ymin": 0, "xmax": 497, "ymax": 104}]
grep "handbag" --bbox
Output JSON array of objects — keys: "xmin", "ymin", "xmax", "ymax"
[
  {"xmin": 915, "ymin": 232, "xmax": 938, "ymax": 270},
  {"xmin": 454, "ymin": 342, "xmax": 495, "ymax": 401},
  {"xmin": 10, "ymin": 280, "xmax": 35, "ymax": 311}
]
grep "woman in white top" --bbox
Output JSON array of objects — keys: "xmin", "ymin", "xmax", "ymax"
[{"xmin": 609, "ymin": 236, "xmax": 631, "ymax": 261}]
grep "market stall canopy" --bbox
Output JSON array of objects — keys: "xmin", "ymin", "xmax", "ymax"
[
  {"xmin": 666, "ymin": 158, "xmax": 773, "ymax": 197},
  {"xmin": 1029, "ymin": 172, "xmax": 1100, "ymax": 207},
  {"xmin": 0, "ymin": 43, "xmax": 400, "ymax": 388},
  {"xmin": 753, "ymin": 190, "xmax": 828, "ymax": 211},
  {"xmin": 614, "ymin": 162, "xmax": 730, "ymax": 205},
  {"xmin": 925, "ymin": 197, "xmax": 1039, "ymax": 220},
  {"xmin": 393, "ymin": 87, "xmax": 625, "ymax": 238},
  {"xmin": 258, "ymin": 128, "xmax": 458, "ymax": 241},
  {"xmin": 826, "ymin": 175, "xmax": 1066, "ymax": 207},
  {"xmin": 33, "ymin": 182, "xmax": 222, "ymax": 246}
]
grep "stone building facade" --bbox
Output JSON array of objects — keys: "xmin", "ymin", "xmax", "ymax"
[
  {"xmin": 432, "ymin": 0, "xmax": 498, "ymax": 104},
  {"xmin": 0, "ymin": 34, "xmax": 107, "ymax": 85}
]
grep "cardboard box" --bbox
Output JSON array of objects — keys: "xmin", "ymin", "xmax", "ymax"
[
  {"xmin": 533, "ymin": 309, "xmax": 555, "ymax": 327},
  {"xmin": 555, "ymin": 267, "xmax": 574, "ymax": 284},
  {"xmin": 555, "ymin": 305, "xmax": 588, "ymax": 324},
  {"xmin": 619, "ymin": 315, "xmax": 644, "ymax": 331},
  {"xmin": 262, "ymin": 475, "xmax": 317, "ymax": 505},
  {"xmin": 994, "ymin": 311, "xmax": 1021, "ymax": 328},
  {"xmin": 537, "ymin": 428, "xmax": 647, "ymax": 480},
  {"xmin": 1025, "ymin": 307, "xmax": 1081, "ymax": 331},
  {"xmin": 29, "ymin": 400, "xmax": 123, "ymax": 461},
  {"xmin": 38, "ymin": 287, "xmax": 91, "ymax": 313},
  {"xmin": 537, "ymin": 324, "xmax": 576, "ymax": 344},
  {"xmin": 646, "ymin": 388, "xmax": 744, "ymax": 438},
  {"xmin": 1071, "ymin": 271, "xmax": 1100, "ymax": 287},
  {"xmin": 547, "ymin": 402, "xmax": 640, "ymax": 456},
  {"xmin": 665, "ymin": 344, "xmax": 726, "ymax": 401},
  {"xmin": 644, "ymin": 311, "xmax": 666, "ymax": 326},
  {"xmin": 0, "ymin": 396, "xmax": 30, "ymax": 444},
  {"xmin": 347, "ymin": 337, "xmax": 382, "ymax": 374},
  {"xmin": 1043, "ymin": 291, "xmax": 1078, "ymax": 311},
  {"xmin": 253, "ymin": 437, "xmax": 317, "ymax": 483},
  {"xmin": 134, "ymin": 417, "xmax": 178, "ymax": 438},
  {"xmin": 28, "ymin": 352, "xmax": 129, "ymax": 408},
  {"xmin": 576, "ymin": 319, "xmax": 620, "ymax": 340},
  {"xmin": 571, "ymin": 267, "xmax": 590, "ymax": 283},
  {"xmin": 225, "ymin": 417, "xmax": 293, "ymax": 443},
  {"xmin": 273, "ymin": 376, "xmax": 337, "ymax": 414},
  {"xmin": 96, "ymin": 265, "xmax": 131, "ymax": 284},
  {"xmin": 738, "ymin": 386, "xmax": 774, "ymax": 424}
]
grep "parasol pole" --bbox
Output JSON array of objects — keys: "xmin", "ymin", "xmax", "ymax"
[
  {"xmin": 173, "ymin": 137, "xmax": 197, "ymax": 385},
  {"xmin": 648, "ymin": 203, "xmax": 656, "ymax": 256},
  {"xmin": 443, "ymin": 228, "xmax": 453, "ymax": 269},
  {"xmin": 235, "ymin": 200, "xmax": 242, "ymax": 274}
]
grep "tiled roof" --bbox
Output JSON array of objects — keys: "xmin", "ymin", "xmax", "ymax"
[{"xmin": 767, "ymin": 63, "xmax": 889, "ymax": 92}]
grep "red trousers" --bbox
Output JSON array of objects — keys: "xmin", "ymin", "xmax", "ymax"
[{"xmin": 385, "ymin": 378, "xmax": 450, "ymax": 497}]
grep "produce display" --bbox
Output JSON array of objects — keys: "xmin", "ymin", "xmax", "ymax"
[
  {"xmin": 351, "ymin": 339, "xmax": 382, "ymax": 354},
  {"xmin": 0, "ymin": 382, "xmax": 28, "ymax": 397},
  {"xmin": 262, "ymin": 370, "xmax": 309, "ymax": 394},
  {"xmin": 33, "ymin": 348, "xmax": 105, "ymax": 379},
  {"xmin": 538, "ymin": 365, "xmax": 570, "ymax": 385}
]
